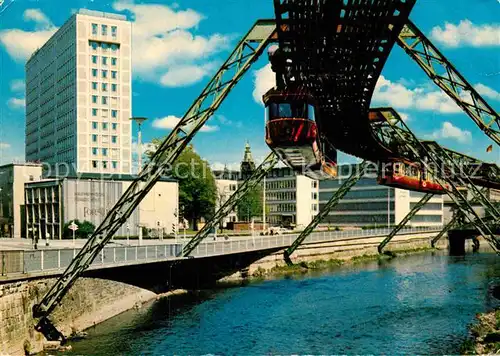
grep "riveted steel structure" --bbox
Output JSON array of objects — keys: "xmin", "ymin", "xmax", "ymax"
[
  {"xmin": 397, "ymin": 21, "xmax": 500, "ymax": 145},
  {"xmin": 33, "ymin": 0, "xmax": 500, "ymax": 342}
]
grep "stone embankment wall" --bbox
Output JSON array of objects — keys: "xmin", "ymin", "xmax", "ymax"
[
  {"xmin": 241, "ymin": 232, "xmax": 463, "ymax": 275},
  {"xmin": 0, "ymin": 278, "xmax": 155, "ymax": 355}
]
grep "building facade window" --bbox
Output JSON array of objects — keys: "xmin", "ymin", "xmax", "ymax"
[
  {"xmin": 92, "ymin": 69, "xmax": 98, "ymax": 77},
  {"xmin": 111, "ymin": 57, "xmax": 117, "ymax": 66},
  {"xmin": 102, "ymin": 56, "xmax": 107, "ymax": 65},
  {"xmin": 102, "ymin": 148, "xmax": 108, "ymax": 156},
  {"xmin": 102, "ymin": 96, "xmax": 108, "ymax": 105},
  {"xmin": 102, "ymin": 123, "xmax": 108, "ymax": 130},
  {"xmin": 91, "ymin": 55, "xmax": 97, "ymax": 64},
  {"xmin": 103, "ymin": 161, "xmax": 108, "ymax": 169},
  {"xmin": 92, "ymin": 108, "xmax": 98, "ymax": 116},
  {"xmin": 111, "ymin": 71, "xmax": 117, "ymax": 79},
  {"xmin": 111, "ymin": 110, "xmax": 117, "ymax": 118},
  {"xmin": 92, "ymin": 95, "xmax": 98, "ymax": 104},
  {"xmin": 112, "ymin": 161, "xmax": 118, "ymax": 169},
  {"xmin": 102, "ymin": 70, "xmax": 107, "ymax": 78},
  {"xmin": 92, "ymin": 82, "xmax": 98, "ymax": 90},
  {"xmin": 111, "ymin": 84, "xmax": 117, "ymax": 92},
  {"xmin": 92, "ymin": 147, "xmax": 98, "ymax": 155},
  {"xmin": 92, "ymin": 122, "xmax": 98, "ymax": 129},
  {"xmin": 111, "ymin": 26, "xmax": 117, "ymax": 37},
  {"xmin": 111, "ymin": 136, "xmax": 117, "ymax": 143},
  {"xmin": 92, "ymin": 134, "xmax": 97, "ymax": 142},
  {"xmin": 102, "ymin": 83, "xmax": 108, "ymax": 92},
  {"xmin": 92, "ymin": 23, "xmax": 98, "ymax": 35},
  {"xmin": 102, "ymin": 24, "xmax": 108, "ymax": 36},
  {"xmin": 92, "ymin": 161, "xmax": 98, "ymax": 168}
]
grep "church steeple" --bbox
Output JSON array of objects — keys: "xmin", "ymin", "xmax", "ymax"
[{"xmin": 240, "ymin": 141, "xmax": 255, "ymax": 179}]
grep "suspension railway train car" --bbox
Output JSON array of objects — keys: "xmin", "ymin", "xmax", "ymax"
[
  {"xmin": 377, "ymin": 160, "xmax": 448, "ymax": 194},
  {"xmin": 263, "ymin": 87, "xmax": 337, "ymax": 180}
]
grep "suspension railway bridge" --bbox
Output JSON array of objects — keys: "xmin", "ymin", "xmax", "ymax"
[{"xmin": 30, "ymin": 0, "xmax": 499, "ymax": 341}]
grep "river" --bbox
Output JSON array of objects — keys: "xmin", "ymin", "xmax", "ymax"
[{"xmin": 61, "ymin": 251, "xmax": 500, "ymax": 354}]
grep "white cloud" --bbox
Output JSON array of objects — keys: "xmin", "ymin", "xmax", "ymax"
[
  {"xmin": 0, "ymin": 9, "xmax": 57, "ymax": 61},
  {"xmin": 373, "ymin": 75, "xmax": 461, "ymax": 114},
  {"xmin": 23, "ymin": 9, "xmax": 53, "ymax": 29},
  {"xmin": 430, "ymin": 20, "xmax": 500, "ymax": 48},
  {"xmin": 0, "ymin": 142, "xmax": 11, "ymax": 149},
  {"xmin": 474, "ymin": 83, "xmax": 500, "ymax": 101},
  {"xmin": 10, "ymin": 79, "xmax": 25, "ymax": 93},
  {"xmin": 152, "ymin": 115, "xmax": 218, "ymax": 132},
  {"xmin": 399, "ymin": 112, "xmax": 410, "ymax": 122},
  {"xmin": 112, "ymin": 0, "xmax": 230, "ymax": 87},
  {"xmin": 430, "ymin": 122, "xmax": 472, "ymax": 144},
  {"xmin": 160, "ymin": 62, "xmax": 217, "ymax": 87},
  {"xmin": 253, "ymin": 64, "xmax": 275, "ymax": 104},
  {"xmin": 7, "ymin": 97, "xmax": 25, "ymax": 109}
]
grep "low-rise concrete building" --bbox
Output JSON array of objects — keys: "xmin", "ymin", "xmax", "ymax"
[
  {"xmin": 25, "ymin": 174, "xmax": 178, "ymax": 240},
  {"xmin": 265, "ymin": 167, "xmax": 319, "ymax": 228},
  {"xmin": 0, "ymin": 163, "xmax": 43, "ymax": 238}
]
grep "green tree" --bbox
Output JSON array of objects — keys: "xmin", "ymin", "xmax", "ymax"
[
  {"xmin": 62, "ymin": 219, "xmax": 96, "ymax": 239},
  {"xmin": 237, "ymin": 184, "xmax": 263, "ymax": 221},
  {"xmin": 148, "ymin": 141, "xmax": 216, "ymax": 231}
]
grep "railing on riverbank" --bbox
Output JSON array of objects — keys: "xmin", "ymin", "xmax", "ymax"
[{"xmin": 0, "ymin": 226, "xmax": 441, "ymax": 280}]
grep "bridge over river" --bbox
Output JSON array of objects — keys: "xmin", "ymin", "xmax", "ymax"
[{"xmin": 1, "ymin": 227, "xmax": 440, "ymax": 292}]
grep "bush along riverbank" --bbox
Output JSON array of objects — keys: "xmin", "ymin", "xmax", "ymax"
[{"xmin": 461, "ymin": 308, "xmax": 500, "ymax": 354}]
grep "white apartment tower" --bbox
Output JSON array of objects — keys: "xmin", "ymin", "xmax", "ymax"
[{"xmin": 25, "ymin": 9, "xmax": 132, "ymax": 174}]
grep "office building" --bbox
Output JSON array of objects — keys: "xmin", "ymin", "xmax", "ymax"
[
  {"xmin": 25, "ymin": 9, "xmax": 132, "ymax": 175},
  {"xmin": 319, "ymin": 164, "xmax": 444, "ymax": 227},
  {"xmin": 265, "ymin": 167, "xmax": 319, "ymax": 228},
  {"xmin": 0, "ymin": 163, "xmax": 43, "ymax": 238}
]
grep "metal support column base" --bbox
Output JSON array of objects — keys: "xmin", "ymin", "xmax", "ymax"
[{"xmin": 378, "ymin": 192, "xmax": 433, "ymax": 253}]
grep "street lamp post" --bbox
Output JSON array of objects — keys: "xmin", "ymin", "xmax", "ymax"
[{"xmin": 129, "ymin": 117, "xmax": 148, "ymax": 172}]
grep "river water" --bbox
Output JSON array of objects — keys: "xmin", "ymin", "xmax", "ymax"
[{"xmin": 62, "ymin": 251, "xmax": 499, "ymax": 354}]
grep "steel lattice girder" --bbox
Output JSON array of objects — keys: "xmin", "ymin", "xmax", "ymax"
[
  {"xmin": 32, "ymin": 20, "xmax": 277, "ymax": 339},
  {"xmin": 397, "ymin": 20, "xmax": 500, "ymax": 145},
  {"xmin": 283, "ymin": 161, "xmax": 368, "ymax": 265},
  {"xmin": 181, "ymin": 153, "xmax": 279, "ymax": 257},
  {"xmin": 370, "ymin": 108, "xmax": 500, "ymax": 190},
  {"xmin": 375, "ymin": 110, "xmax": 500, "ymax": 253},
  {"xmin": 378, "ymin": 193, "xmax": 434, "ymax": 253}
]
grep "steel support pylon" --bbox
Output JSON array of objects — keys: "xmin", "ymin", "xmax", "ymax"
[
  {"xmin": 377, "ymin": 110, "xmax": 500, "ymax": 253},
  {"xmin": 397, "ymin": 20, "xmax": 500, "ymax": 145},
  {"xmin": 283, "ymin": 161, "xmax": 368, "ymax": 265},
  {"xmin": 378, "ymin": 193, "xmax": 434, "ymax": 253},
  {"xmin": 181, "ymin": 153, "xmax": 279, "ymax": 257},
  {"xmin": 32, "ymin": 20, "xmax": 277, "ymax": 341}
]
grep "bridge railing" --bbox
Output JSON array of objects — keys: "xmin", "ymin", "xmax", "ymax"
[{"xmin": 0, "ymin": 226, "xmax": 441, "ymax": 280}]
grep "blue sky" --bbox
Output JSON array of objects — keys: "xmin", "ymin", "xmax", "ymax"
[{"xmin": 0, "ymin": 0, "xmax": 498, "ymax": 170}]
